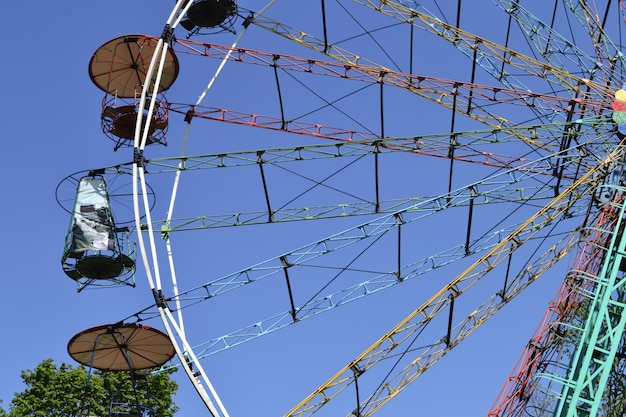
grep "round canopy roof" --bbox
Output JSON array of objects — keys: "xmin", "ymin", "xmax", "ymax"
[
  {"xmin": 89, "ymin": 35, "xmax": 179, "ymax": 98},
  {"xmin": 67, "ymin": 323, "xmax": 175, "ymax": 371},
  {"xmin": 186, "ymin": 0, "xmax": 237, "ymax": 28}
]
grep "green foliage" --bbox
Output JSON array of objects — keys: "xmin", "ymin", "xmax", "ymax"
[
  {"xmin": 598, "ymin": 336, "xmax": 626, "ymax": 417},
  {"xmin": 2, "ymin": 359, "xmax": 178, "ymax": 417}
]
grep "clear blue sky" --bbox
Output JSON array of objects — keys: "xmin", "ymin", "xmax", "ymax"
[{"xmin": 1, "ymin": 1, "xmax": 613, "ymax": 416}]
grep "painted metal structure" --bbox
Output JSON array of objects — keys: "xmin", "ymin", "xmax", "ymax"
[{"xmin": 57, "ymin": 0, "xmax": 626, "ymax": 416}]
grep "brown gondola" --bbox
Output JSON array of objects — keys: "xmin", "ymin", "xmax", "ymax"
[{"xmin": 88, "ymin": 35, "xmax": 177, "ymax": 149}]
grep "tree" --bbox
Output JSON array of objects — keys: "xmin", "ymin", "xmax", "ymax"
[
  {"xmin": 2, "ymin": 359, "xmax": 178, "ymax": 417},
  {"xmin": 598, "ymin": 323, "xmax": 626, "ymax": 417}
]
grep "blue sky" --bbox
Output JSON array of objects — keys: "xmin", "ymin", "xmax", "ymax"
[{"xmin": 1, "ymin": 1, "xmax": 619, "ymax": 416}]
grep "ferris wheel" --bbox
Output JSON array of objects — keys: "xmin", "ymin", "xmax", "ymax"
[{"xmin": 55, "ymin": 0, "xmax": 626, "ymax": 416}]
